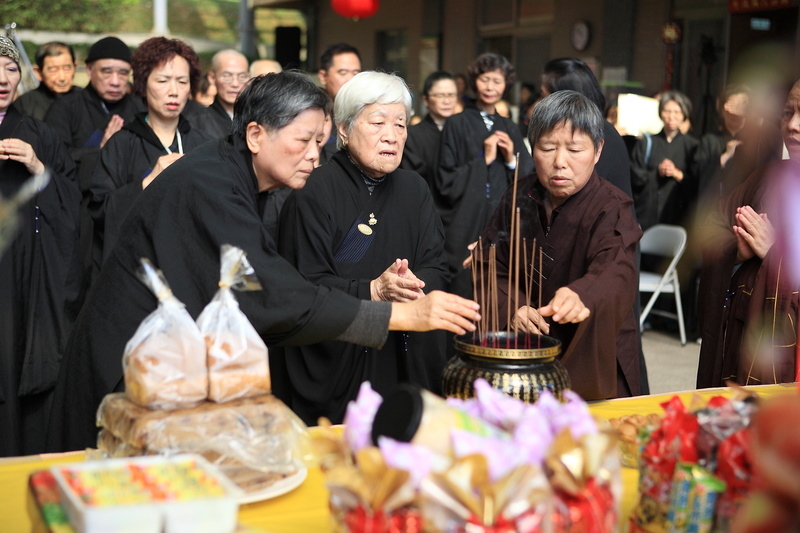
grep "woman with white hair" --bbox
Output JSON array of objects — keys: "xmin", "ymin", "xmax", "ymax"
[{"xmin": 277, "ymin": 71, "xmax": 449, "ymax": 424}]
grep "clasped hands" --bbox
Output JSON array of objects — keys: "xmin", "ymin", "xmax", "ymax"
[
  {"xmin": 658, "ymin": 158, "xmax": 684, "ymax": 182},
  {"xmin": 371, "ymin": 258, "xmax": 425, "ymax": 302},
  {"xmin": 0, "ymin": 138, "xmax": 45, "ymax": 175},
  {"xmin": 511, "ymin": 287, "xmax": 590, "ymax": 334},
  {"xmin": 484, "ymin": 130, "xmax": 515, "ymax": 166},
  {"xmin": 733, "ymin": 205, "xmax": 774, "ymax": 261}
]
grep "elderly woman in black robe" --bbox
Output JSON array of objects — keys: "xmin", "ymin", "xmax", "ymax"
[
  {"xmin": 630, "ymin": 91, "xmax": 699, "ymax": 230},
  {"xmin": 277, "ymin": 71, "xmax": 449, "ymax": 424},
  {"xmin": 46, "ymin": 71, "xmax": 479, "ymax": 452},
  {"xmin": 0, "ymin": 36, "xmax": 81, "ymax": 456},
  {"xmin": 478, "ymin": 91, "xmax": 642, "ymax": 400},
  {"xmin": 89, "ymin": 37, "xmax": 210, "ymax": 270}
]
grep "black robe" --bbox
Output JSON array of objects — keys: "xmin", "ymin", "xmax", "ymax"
[
  {"xmin": 596, "ymin": 121, "xmax": 633, "ymax": 198},
  {"xmin": 44, "ymin": 83, "xmax": 143, "ymax": 194},
  {"xmin": 438, "ymin": 106, "xmax": 534, "ymax": 298},
  {"xmin": 276, "ymin": 150, "xmax": 449, "ymax": 424},
  {"xmin": 401, "ymin": 114, "xmax": 442, "ymax": 193},
  {"xmin": 630, "ymin": 130, "xmax": 698, "ymax": 230},
  {"xmin": 88, "ymin": 112, "xmax": 211, "ymax": 267},
  {"xmin": 14, "ymin": 85, "xmax": 82, "ymax": 121},
  {"xmin": 257, "ymin": 187, "xmax": 291, "ymax": 242},
  {"xmin": 319, "ymin": 116, "xmax": 338, "ymax": 166},
  {"xmin": 44, "ymin": 83, "xmax": 143, "ymax": 290},
  {"xmin": 479, "ymin": 172, "xmax": 642, "ymax": 400},
  {"xmin": 0, "ymin": 106, "xmax": 81, "ymax": 457},
  {"xmin": 187, "ymin": 96, "xmax": 232, "ymax": 139},
  {"xmin": 46, "ymin": 136, "xmax": 378, "ymax": 453}
]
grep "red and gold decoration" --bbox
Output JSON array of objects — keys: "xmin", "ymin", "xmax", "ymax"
[
  {"xmin": 728, "ymin": 0, "xmax": 793, "ymax": 14},
  {"xmin": 332, "ymin": 0, "xmax": 380, "ymax": 20},
  {"xmin": 661, "ymin": 22, "xmax": 682, "ymax": 92}
]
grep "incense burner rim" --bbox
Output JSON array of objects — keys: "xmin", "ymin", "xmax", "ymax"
[{"xmin": 454, "ymin": 332, "xmax": 561, "ymax": 361}]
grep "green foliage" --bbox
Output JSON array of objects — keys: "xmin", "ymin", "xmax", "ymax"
[{"xmin": 0, "ymin": 0, "xmax": 137, "ymax": 33}]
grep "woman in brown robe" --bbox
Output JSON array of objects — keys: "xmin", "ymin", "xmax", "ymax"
[
  {"xmin": 478, "ymin": 90, "xmax": 642, "ymax": 400},
  {"xmin": 696, "ymin": 79, "xmax": 800, "ymax": 388}
]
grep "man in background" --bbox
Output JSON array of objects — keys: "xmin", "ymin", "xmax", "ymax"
[
  {"xmin": 15, "ymin": 42, "xmax": 80, "ymax": 120},
  {"xmin": 250, "ymin": 59, "xmax": 282, "ymax": 77},
  {"xmin": 317, "ymin": 42, "xmax": 361, "ymax": 164},
  {"xmin": 45, "ymin": 36, "xmax": 142, "ymax": 287},
  {"xmin": 191, "ymin": 49, "xmax": 249, "ymax": 138}
]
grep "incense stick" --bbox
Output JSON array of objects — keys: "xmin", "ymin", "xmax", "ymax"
[
  {"xmin": 471, "ymin": 243, "xmax": 478, "ymax": 343},
  {"xmin": 538, "ymin": 246, "xmax": 543, "ymax": 349},
  {"xmin": 505, "ymin": 154, "xmax": 520, "ymax": 348},
  {"xmin": 514, "ymin": 208, "xmax": 521, "ymax": 348},
  {"xmin": 490, "ymin": 245, "xmax": 499, "ymax": 346},
  {"xmin": 479, "ymin": 238, "xmax": 485, "ymax": 346},
  {"xmin": 522, "ymin": 238, "xmax": 528, "ymax": 349}
]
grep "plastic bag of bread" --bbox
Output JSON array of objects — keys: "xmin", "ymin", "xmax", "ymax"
[
  {"xmin": 123, "ymin": 258, "xmax": 208, "ymax": 409},
  {"xmin": 197, "ymin": 245, "xmax": 270, "ymax": 403}
]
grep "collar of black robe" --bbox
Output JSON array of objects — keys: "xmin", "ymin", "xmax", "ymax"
[
  {"xmin": 209, "ymin": 96, "xmax": 233, "ymax": 122},
  {"xmin": 82, "ymin": 81, "xmax": 132, "ymax": 115},
  {"xmin": 31, "ymin": 82, "xmax": 59, "ymax": 100},
  {"xmin": 341, "ymin": 148, "xmax": 387, "ymax": 194},
  {"xmin": 124, "ymin": 111, "xmax": 191, "ymax": 153},
  {"xmin": 0, "ymin": 103, "xmax": 25, "ymax": 140},
  {"xmin": 224, "ymin": 133, "xmax": 261, "ymax": 196}
]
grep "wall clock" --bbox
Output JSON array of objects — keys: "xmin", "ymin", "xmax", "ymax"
[{"xmin": 570, "ymin": 20, "xmax": 591, "ymax": 51}]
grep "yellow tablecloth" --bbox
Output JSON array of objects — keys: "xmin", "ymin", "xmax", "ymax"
[{"xmin": 2, "ymin": 383, "xmax": 796, "ymax": 533}]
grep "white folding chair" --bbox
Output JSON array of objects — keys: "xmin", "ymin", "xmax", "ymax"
[{"xmin": 639, "ymin": 224, "xmax": 688, "ymax": 345}]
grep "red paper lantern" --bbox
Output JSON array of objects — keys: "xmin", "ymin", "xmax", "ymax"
[{"xmin": 332, "ymin": 0, "xmax": 380, "ymax": 20}]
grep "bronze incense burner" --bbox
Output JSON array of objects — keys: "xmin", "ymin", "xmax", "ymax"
[{"xmin": 442, "ymin": 331, "xmax": 570, "ymax": 403}]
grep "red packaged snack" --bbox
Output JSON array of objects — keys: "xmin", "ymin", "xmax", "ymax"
[
  {"xmin": 639, "ymin": 396, "xmax": 700, "ymax": 505},
  {"xmin": 715, "ymin": 429, "xmax": 752, "ymax": 530},
  {"xmin": 551, "ymin": 478, "xmax": 616, "ymax": 533},
  {"xmin": 341, "ymin": 505, "xmax": 423, "ymax": 533},
  {"xmin": 631, "ymin": 396, "xmax": 700, "ymax": 532}
]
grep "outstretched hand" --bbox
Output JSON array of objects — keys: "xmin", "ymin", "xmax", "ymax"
[
  {"xmin": 371, "ymin": 258, "xmax": 425, "ymax": 302},
  {"xmin": 538, "ymin": 287, "xmax": 590, "ymax": 324},
  {"xmin": 389, "ymin": 290, "xmax": 480, "ymax": 335},
  {"xmin": 511, "ymin": 305, "xmax": 550, "ymax": 335}
]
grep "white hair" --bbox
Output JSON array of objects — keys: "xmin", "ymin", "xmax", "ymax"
[{"xmin": 334, "ymin": 71, "xmax": 412, "ymax": 149}]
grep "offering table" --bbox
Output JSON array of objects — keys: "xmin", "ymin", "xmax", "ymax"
[{"xmin": 2, "ymin": 383, "xmax": 794, "ymax": 533}]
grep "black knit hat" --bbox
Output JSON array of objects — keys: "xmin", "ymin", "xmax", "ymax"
[{"xmin": 86, "ymin": 36, "xmax": 131, "ymax": 64}]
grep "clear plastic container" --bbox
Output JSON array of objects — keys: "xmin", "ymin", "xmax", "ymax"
[{"xmin": 51, "ymin": 454, "xmax": 242, "ymax": 533}]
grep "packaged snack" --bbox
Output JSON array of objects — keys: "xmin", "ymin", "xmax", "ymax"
[
  {"xmin": 666, "ymin": 463, "xmax": 724, "ymax": 533},
  {"xmin": 197, "ymin": 245, "xmax": 270, "ymax": 403},
  {"xmin": 123, "ymin": 258, "xmax": 207, "ymax": 409},
  {"xmin": 51, "ymin": 454, "xmax": 240, "ymax": 533}
]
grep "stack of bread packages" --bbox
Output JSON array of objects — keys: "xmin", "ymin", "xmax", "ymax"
[{"xmin": 96, "ymin": 246, "xmax": 307, "ymax": 495}]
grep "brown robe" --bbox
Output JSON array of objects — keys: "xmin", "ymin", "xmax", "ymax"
[
  {"xmin": 478, "ymin": 172, "xmax": 643, "ymax": 400},
  {"xmin": 696, "ymin": 160, "xmax": 800, "ymax": 388}
]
